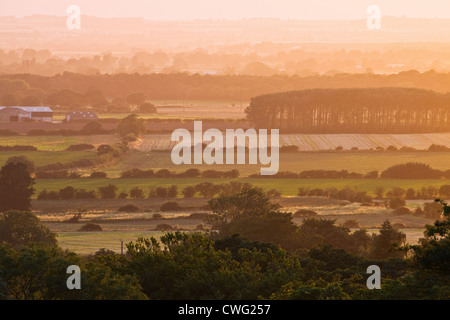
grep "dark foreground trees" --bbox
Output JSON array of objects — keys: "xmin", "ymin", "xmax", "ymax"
[
  {"xmin": 0, "ymin": 211, "xmax": 57, "ymax": 248},
  {"xmin": 208, "ymin": 188, "xmax": 405, "ymax": 258},
  {"xmin": 0, "ymin": 162, "xmax": 35, "ymax": 212},
  {"xmin": 0, "ymin": 189, "xmax": 449, "ymax": 300}
]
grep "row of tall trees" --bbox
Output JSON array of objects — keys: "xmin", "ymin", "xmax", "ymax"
[{"xmin": 246, "ymin": 88, "xmax": 450, "ymax": 133}]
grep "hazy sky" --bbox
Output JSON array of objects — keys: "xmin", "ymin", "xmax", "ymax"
[{"xmin": 2, "ymin": 0, "xmax": 450, "ymax": 20}]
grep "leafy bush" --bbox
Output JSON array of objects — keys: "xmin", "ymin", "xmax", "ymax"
[
  {"xmin": 0, "ymin": 145, "xmax": 37, "ymax": 151},
  {"xmin": 389, "ymin": 198, "xmax": 406, "ymax": 209},
  {"xmin": 342, "ymin": 219, "xmax": 361, "ymax": 228},
  {"xmin": 78, "ymin": 223, "xmax": 102, "ymax": 232},
  {"xmin": 381, "ymin": 162, "xmax": 442, "ymax": 179},
  {"xmin": 98, "ymin": 184, "xmax": 118, "ymax": 199},
  {"xmin": 394, "ymin": 207, "xmax": 411, "ymax": 215},
  {"xmin": 89, "ymin": 171, "xmax": 107, "ymax": 178},
  {"xmin": 66, "ymin": 144, "xmax": 95, "ymax": 151},
  {"xmin": 155, "ymin": 223, "xmax": 173, "ymax": 231},
  {"xmin": 160, "ymin": 201, "xmax": 182, "ymax": 212},
  {"xmin": 129, "ymin": 187, "xmax": 145, "ymax": 199},
  {"xmin": 293, "ymin": 209, "xmax": 318, "ymax": 217}
]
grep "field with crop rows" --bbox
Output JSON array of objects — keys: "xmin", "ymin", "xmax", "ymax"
[{"xmin": 136, "ymin": 132, "xmax": 450, "ymax": 151}]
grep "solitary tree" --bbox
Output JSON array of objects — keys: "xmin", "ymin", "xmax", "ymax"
[
  {"xmin": 117, "ymin": 114, "xmax": 146, "ymax": 138},
  {"xmin": 0, "ymin": 162, "xmax": 35, "ymax": 212}
]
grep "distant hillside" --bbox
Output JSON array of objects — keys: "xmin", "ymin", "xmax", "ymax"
[{"xmin": 3, "ymin": 16, "xmax": 450, "ymax": 52}]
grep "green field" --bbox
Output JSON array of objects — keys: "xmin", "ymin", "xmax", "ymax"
[
  {"xmin": 33, "ymin": 177, "xmax": 450, "ymax": 198},
  {"xmin": 57, "ymin": 231, "xmax": 165, "ymax": 255},
  {"xmin": 0, "ymin": 151, "xmax": 98, "ymax": 168},
  {"xmin": 98, "ymin": 150, "xmax": 450, "ymax": 178},
  {"xmin": 0, "ymin": 135, "xmax": 117, "ymax": 151},
  {"xmin": 4, "ymin": 148, "xmax": 450, "ymax": 178},
  {"xmin": 54, "ymin": 227, "xmax": 426, "ymax": 255}
]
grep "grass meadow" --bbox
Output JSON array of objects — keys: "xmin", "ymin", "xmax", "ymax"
[
  {"xmin": 0, "ymin": 151, "xmax": 98, "ymax": 167},
  {"xmin": 95, "ymin": 149, "xmax": 450, "ymax": 177},
  {"xmin": 2, "ymin": 133, "xmax": 448, "ymax": 254},
  {"xmin": 0, "ymin": 135, "xmax": 117, "ymax": 151},
  {"xmin": 56, "ymin": 231, "xmax": 165, "ymax": 255}
]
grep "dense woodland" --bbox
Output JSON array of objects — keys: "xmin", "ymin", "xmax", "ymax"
[{"xmin": 246, "ymin": 88, "xmax": 450, "ymax": 133}]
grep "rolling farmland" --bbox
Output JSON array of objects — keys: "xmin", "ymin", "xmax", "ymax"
[{"xmin": 137, "ymin": 132, "xmax": 450, "ymax": 151}]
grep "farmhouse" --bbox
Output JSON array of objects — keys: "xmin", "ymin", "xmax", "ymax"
[
  {"xmin": 0, "ymin": 106, "xmax": 53, "ymax": 122},
  {"xmin": 65, "ymin": 111, "xmax": 99, "ymax": 122}
]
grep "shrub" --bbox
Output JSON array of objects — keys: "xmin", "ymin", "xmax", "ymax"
[
  {"xmin": 182, "ymin": 186, "xmax": 196, "ymax": 198},
  {"xmin": 118, "ymin": 192, "xmax": 128, "ymax": 199},
  {"xmin": 342, "ymin": 219, "xmax": 360, "ymax": 228},
  {"xmin": 59, "ymin": 186, "xmax": 76, "ymax": 200},
  {"xmin": 394, "ymin": 207, "xmax": 411, "ymax": 215},
  {"xmin": 37, "ymin": 190, "xmax": 60, "ymax": 200},
  {"xmin": 65, "ymin": 213, "xmax": 82, "ymax": 223},
  {"xmin": 120, "ymin": 168, "xmax": 155, "ymax": 178},
  {"xmin": 129, "ymin": 187, "xmax": 145, "ymax": 199},
  {"xmin": 363, "ymin": 171, "xmax": 379, "ymax": 179},
  {"xmin": 139, "ymin": 102, "xmax": 157, "ymax": 113},
  {"xmin": 66, "ymin": 144, "xmax": 95, "ymax": 151},
  {"xmin": 98, "ymin": 184, "xmax": 118, "ymax": 199},
  {"xmin": 428, "ymin": 144, "xmax": 450, "ymax": 152},
  {"xmin": 152, "ymin": 213, "xmax": 162, "ymax": 219},
  {"xmin": 187, "ymin": 212, "xmax": 210, "ymax": 219},
  {"xmin": 381, "ymin": 162, "xmax": 442, "ymax": 179},
  {"xmin": 78, "ymin": 223, "xmax": 102, "ymax": 232},
  {"xmin": 75, "ymin": 189, "xmax": 96, "ymax": 199},
  {"xmin": 297, "ymin": 187, "xmax": 310, "ymax": 196},
  {"xmin": 155, "ymin": 187, "xmax": 168, "ymax": 198},
  {"xmin": 386, "ymin": 145, "xmax": 398, "ymax": 151},
  {"xmin": 160, "ymin": 201, "xmax": 182, "ymax": 212},
  {"xmin": 167, "ymin": 185, "xmax": 178, "ymax": 198},
  {"xmin": 89, "ymin": 171, "xmax": 107, "ymax": 178},
  {"xmin": 292, "ymin": 209, "xmax": 318, "ymax": 217},
  {"xmin": 0, "ymin": 145, "xmax": 37, "ymax": 151},
  {"xmin": 118, "ymin": 204, "xmax": 140, "ymax": 212},
  {"xmin": 180, "ymin": 168, "xmax": 201, "ymax": 178},
  {"xmin": 122, "ymin": 133, "xmax": 138, "ymax": 143},
  {"xmin": 389, "ymin": 198, "xmax": 406, "ymax": 209},
  {"xmin": 155, "ymin": 223, "xmax": 173, "ymax": 231}
]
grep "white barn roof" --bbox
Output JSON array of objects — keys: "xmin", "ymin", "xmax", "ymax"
[{"xmin": 0, "ymin": 106, "xmax": 53, "ymax": 112}]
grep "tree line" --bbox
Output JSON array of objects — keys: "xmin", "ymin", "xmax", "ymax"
[
  {"xmin": 5, "ymin": 70, "xmax": 450, "ymax": 111},
  {"xmin": 246, "ymin": 88, "xmax": 450, "ymax": 133}
]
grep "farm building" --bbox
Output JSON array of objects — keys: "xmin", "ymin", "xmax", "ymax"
[
  {"xmin": 0, "ymin": 106, "xmax": 53, "ymax": 122},
  {"xmin": 65, "ymin": 111, "xmax": 99, "ymax": 122}
]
